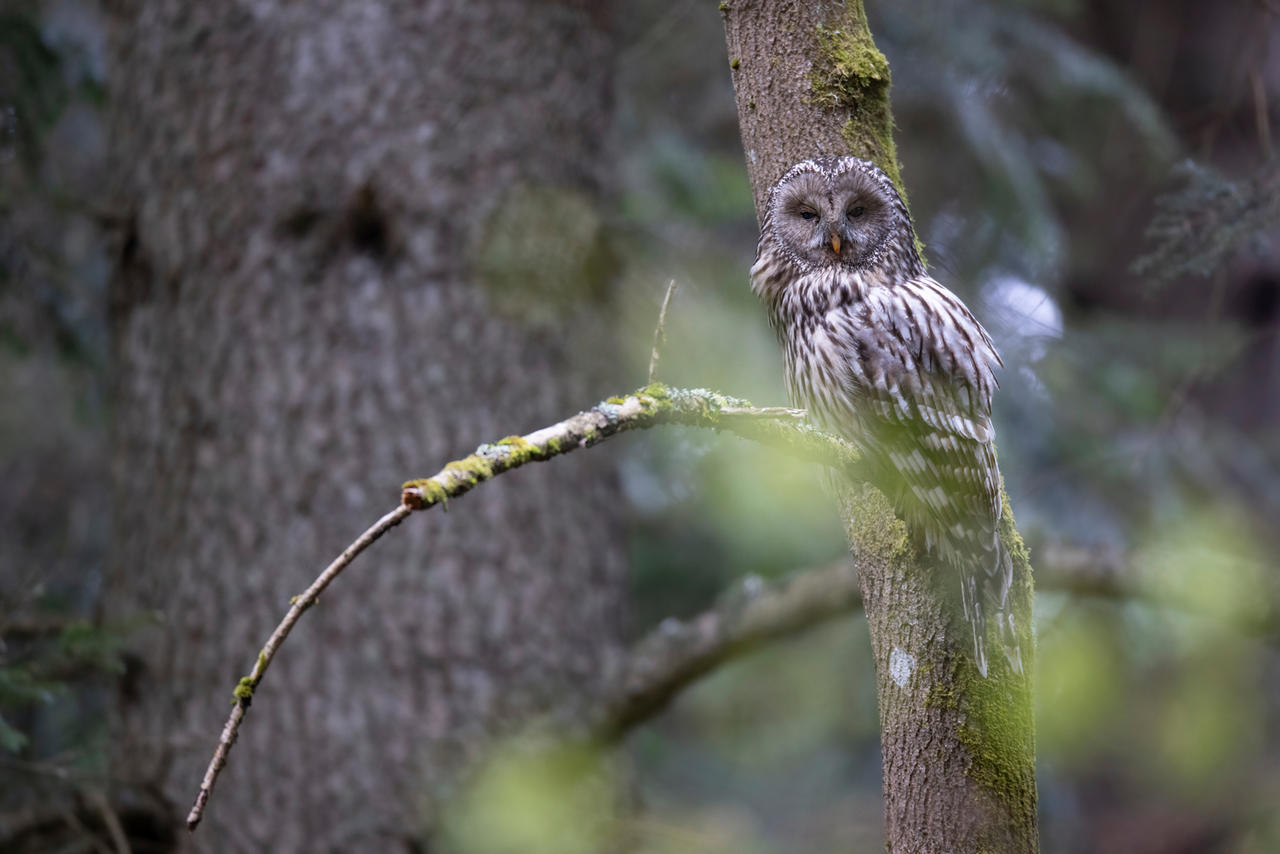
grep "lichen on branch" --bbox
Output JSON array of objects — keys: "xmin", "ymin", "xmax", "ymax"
[{"xmin": 401, "ymin": 383, "xmax": 863, "ymax": 511}]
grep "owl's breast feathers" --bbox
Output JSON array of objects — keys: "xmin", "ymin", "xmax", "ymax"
[
  {"xmin": 782, "ymin": 268, "xmax": 1003, "ymax": 525},
  {"xmin": 750, "ymin": 251, "xmax": 870, "ymax": 331},
  {"xmin": 753, "ymin": 259, "xmax": 1018, "ymax": 675}
]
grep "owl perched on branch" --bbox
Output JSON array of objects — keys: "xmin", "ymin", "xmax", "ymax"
[{"xmin": 751, "ymin": 155, "xmax": 1021, "ymax": 677}]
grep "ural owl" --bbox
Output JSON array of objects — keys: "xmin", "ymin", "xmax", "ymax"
[{"xmin": 751, "ymin": 155, "xmax": 1020, "ymax": 677}]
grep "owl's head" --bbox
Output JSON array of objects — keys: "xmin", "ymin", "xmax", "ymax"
[{"xmin": 763, "ymin": 156, "xmax": 915, "ymax": 272}]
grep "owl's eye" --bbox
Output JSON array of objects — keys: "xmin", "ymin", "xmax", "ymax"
[
  {"xmin": 847, "ymin": 206, "xmax": 865, "ymax": 220},
  {"xmin": 800, "ymin": 210, "xmax": 818, "ymax": 221}
]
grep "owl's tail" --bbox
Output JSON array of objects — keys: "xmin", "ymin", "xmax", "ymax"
[{"xmin": 958, "ymin": 537, "xmax": 1022, "ymax": 678}]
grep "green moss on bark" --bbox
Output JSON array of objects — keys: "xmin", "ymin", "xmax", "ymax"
[
  {"xmin": 959, "ymin": 666, "xmax": 1037, "ymax": 846},
  {"xmin": 231, "ymin": 653, "xmax": 266, "ymax": 704},
  {"xmin": 838, "ymin": 483, "xmax": 914, "ymax": 566},
  {"xmin": 637, "ymin": 382, "xmax": 671, "ymax": 401},
  {"xmin": 401, "ymin": 477, "xmax": 450, "ymax": 507},
  {"xmin": 443, "ymin": 458, "xmax": 494, "ymax": 485},
  {"xmin": 922, "ymin": 492, "xmax": 1038, "ymax": 846},
  {"xmin": 809, "ymin": 4, "xmax": 927, "ymax": 259},
  {"xmin": 810, "ymin": 21, "xmax": 900, "ymax": 193}
]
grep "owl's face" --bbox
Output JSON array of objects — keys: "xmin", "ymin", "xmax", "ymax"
[{"xmin": 766, "ymin": 158, "xmax": 903, "ymax": 271}]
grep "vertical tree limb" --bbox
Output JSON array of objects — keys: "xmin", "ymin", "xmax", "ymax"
[{"xmin": 722, "ymin": 2, "xmax": 1038, "ymax": 851}]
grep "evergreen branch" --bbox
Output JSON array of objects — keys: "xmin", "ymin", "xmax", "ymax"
[{"xmin": 1134, "ymin": 160, "xmax": 1280, "ymax": 282}]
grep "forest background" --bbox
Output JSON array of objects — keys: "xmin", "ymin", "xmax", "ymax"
[{"xmin": 2, "ymin": 1, "xmax": 1278, "ymax": 852}]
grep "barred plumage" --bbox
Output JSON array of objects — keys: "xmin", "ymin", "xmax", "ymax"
[{"xmin": 751, "ymin": 156, "xmax": 1020, "ymax": 677}]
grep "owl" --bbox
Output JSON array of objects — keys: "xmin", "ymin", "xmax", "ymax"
[{"xmin": 751, "ymin": 155, "xmax": 1021, "ymax": 677}]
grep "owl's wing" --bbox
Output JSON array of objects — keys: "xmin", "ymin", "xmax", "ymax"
[
  {"xmin": 829, "ymin": 275, "xmax": 1001, "ymax": 525},
  {"xmin": 828, "ymin": 274, "xmax": 1019, "ymax": 676}
]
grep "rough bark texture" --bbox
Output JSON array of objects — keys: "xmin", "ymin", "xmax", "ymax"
[
  {"xmin": 841, "ymin": 487, "xmax": 1037, "ymax": 854},
  {"xmin": 105, "ymin": 2, "xmax": 624, "ymax": 851},
  {"xmin": 721, "ymin": 0, "xmax": 904, "ymax": 225},
  {"xmin": 722, "ymin": 2, "xmax": 1039, "ymax": 852}
]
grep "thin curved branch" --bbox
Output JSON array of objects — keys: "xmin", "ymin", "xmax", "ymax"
[
  {"xmin": 188, "ymin": 383, "xmax": 863, "ymax": 831},
  {"xmin": 187, "ymin": 504, "xmax": 412, "ymax": 830}
]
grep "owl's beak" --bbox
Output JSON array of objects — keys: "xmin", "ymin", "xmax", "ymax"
[{"xmin": 829, "ymin": 232, "xmax": 841, "ymax": 255}]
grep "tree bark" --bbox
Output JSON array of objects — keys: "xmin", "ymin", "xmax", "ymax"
[
  {"xmin": 722, "ymin": 2, "xmax": 1039, "ymax": 852},
  {"xmin": 105, "ymin": 2, "xmax": 624, "ymax": 851}
]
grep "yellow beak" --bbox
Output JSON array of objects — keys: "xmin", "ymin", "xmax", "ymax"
[{"xmin": 830, "ymin": 232, "xmax": 841, "ymax": 255}]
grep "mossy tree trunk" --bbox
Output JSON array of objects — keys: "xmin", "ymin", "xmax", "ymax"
[{"xmin": 721, "ymin": 2, "xmax": 1039, "ymax": 852}]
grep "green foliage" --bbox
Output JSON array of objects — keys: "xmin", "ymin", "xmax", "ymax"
[
  {"xmin": 1035, "ymin": 609, "xmax": 1125, "ymax": 764},
  {"xmin": 1036, "ymin": 591, "xmax": 1269, "ymax": 804},
  {"xmin": 0, "ymin": 713, "xmax": 28, "ymax": 752},
  {"xmin": 55, "ymin": 619, "xmax": 128, "ymax": 675},
  {"xmin": 622, "ymin": 142, "xmax": 754, "ymax": 226},
  {"xmin": 626, "ymin": 621, "xmax": 879, "ymax": 853}
]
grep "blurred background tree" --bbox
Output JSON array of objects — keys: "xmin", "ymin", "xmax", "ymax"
[
  {"xmin": 2, "ymin": 1, "xmax": 1278, "ymax": 852},
  {"xmin": 5, "ymin": 1, "xmax": 629, "ymax": 851}
]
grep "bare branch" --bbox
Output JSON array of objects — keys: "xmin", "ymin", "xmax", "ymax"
[
  {"xmin": 648, "ymin": 279, "xmax": 677, "ymax": 385},
  {"xmin": 594, "ymin": 560, "xmax": 861, "ymax": 741},
  {"xmin": 188, "ymin": 383, "xmax": 862, "ymax": 831},
  {"xmin": 187, "ymin": 504, "xmax": 412, "ymax": 830}
]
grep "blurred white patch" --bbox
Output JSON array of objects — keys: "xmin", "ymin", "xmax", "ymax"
[
  {"xmin": 984, "ymin": 276, "xmax": 1063, "ymax": 397},
  {"xmin": 889, "ymin": 647, "xmax": 915, "ymax": 687},
  {"xmin": 984, "ymin": 276, "xmax": 1063, "ymax": 361}
]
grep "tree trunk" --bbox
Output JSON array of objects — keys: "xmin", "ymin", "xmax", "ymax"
[
  {"xmin": 105, "ymin": 2, "xmax": 624, "ymax": 851},
  {"xmin": 721, "ymin": 2, "xmax": 1039, "ymax": 851}
]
